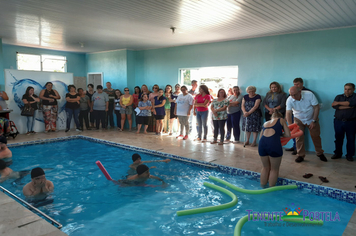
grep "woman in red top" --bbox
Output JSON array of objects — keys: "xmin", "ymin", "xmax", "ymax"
[
  {"xmin": 132, "ymin": 86, "xmax": 141, "ymax": 108},
  {"xmin": 193, "ymin": 85, "xmax": 211, "ymax": 141}
]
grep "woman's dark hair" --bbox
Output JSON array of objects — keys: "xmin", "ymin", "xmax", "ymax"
[
  {"xmin": 345, "ymin": 83, "xmax": 355, "ymax": 89},
  {"xmin": 25, "ymin": 86, "xmax": 34, "ymax": 97},
  {"xmin": 45, "ymin": 82, "xmax": 53, "ymax": 87},
  {"xmin": 269, "ymin": 82, "xmax": 282, "ymax": 94},
  {"xmin": 115, "ymin": 89, "xmax": 122, "ymax": 99},
  {"xmin": 233, "ymin": 86, "xmax": 240, "ymax": 97},
  {"xmin": 158, "ymin": 89, "xmax": 165, "ymax": 101},
  {"xmin": 134, "ymin": 86, "xmax": 141, "ymax": 95},
  {"xmin": 140, "ymin": 93, "xmax": 148, "ymax": 101},
  {"xmin": 217, "ymin": 89, "xmax": 227, "ymax": 98},
  {"xmin": 165, "ymin": 85, "xmax": 173, "ymax": 95},
  {"xmin": 77, "ymin": 88, "xmax": 84, "ymax": 93},
  {"xmin": 68, "ymin": 85, "xmax": 76, "ymax": 91},
  {"xmin": 181, "ymin": 85, "xmax": 188, "ymax": 90},
  {"xmin": 199, "ymin": 85, "xmax": 210, "ymax": 95},
  {"xmin": 97, "ymin": 85, "xmax": 103, "ymax": 90},
  {"xmin": 87, "ymin": 84, "xmax": 94, "ymax": 89}
]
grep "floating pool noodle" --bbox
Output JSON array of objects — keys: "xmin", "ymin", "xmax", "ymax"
[
  {"xmin": 209, "ymin": 176, "xmax": 297, "ymax": 194},
  {"xmin": 176, "ymin": 182, "xmax": 238, "ymax": 216},
  {"xmin": 280, "ymin": 123, "xmax": 304, "ymax": 146},
  {"xmin": 96, "ymin": 161, "xmax": 113, "ymax": 181},
  {"xmin": 234, "ymin": 215, "xmax": 323, "ymax": 236}
]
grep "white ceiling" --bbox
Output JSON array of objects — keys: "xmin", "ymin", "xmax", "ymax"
[{"xmin": 1, "ymin": 0, "xmax": 356, "ymax": 53}]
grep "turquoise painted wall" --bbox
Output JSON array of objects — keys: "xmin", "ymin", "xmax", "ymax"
[
  {"xmin": 134, "ymin": 27, "xmax": 356, "ymax": 154},
  {"xmin": 1, "ymin": 44, "xmax": 86, "ymax": 80},
  {"xmin": 86, "ymin": 49, "xmax": 127, "ymax": 90}
]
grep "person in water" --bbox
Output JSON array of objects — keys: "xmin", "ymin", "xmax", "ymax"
[
  {"xmin": 129, "ymin": 153, "xmax": 170, "ymax": 170},
  {"xmin": 0, "ymin": 160, "xmax": 29, "ymax": 183},
  {"xmin": 0, "ymin": 142, "xmax": 12, "ymax": 166},
  {"xmin": 23, "ymin": 167, "xmax": 54, "ymax": 197},
  {"xmin": 258, "ymin": 110, "xmax": 291, "ymax": 187},
  {"xmin": 126, "ymin": 164, "xmax": 166, "ymax": 184}
]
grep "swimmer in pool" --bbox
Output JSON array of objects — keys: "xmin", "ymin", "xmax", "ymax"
[
  {"xmin": 0, "ymin": 142, "xmax": 12, "ymax": 166},
  {"xmin": 0, "ymin": 159, "xmax": 29, "ymax": 183},
  {"xmin": 129, "ymin": 153, "xmax": 170, "ymax": 171},
  {"xmin": 23, "ymin": 167, "xmax": 54, "ymax": 197},
  {"xmin": 122, "ymin": 164, "xmax": 166, "ymax": 186}
]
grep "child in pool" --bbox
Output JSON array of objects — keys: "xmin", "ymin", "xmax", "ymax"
[
  {"xmin": 127, "ymin": 164, "xmax": 166, "ymax": 184},
  {"xmin": 23, "ymin": 167, "xmax": 54, "ymax": 197},
  {"xmin": 0, "ymin": 159, "xmax": 29, "ymax": 183},
  {"xmin": 129, "ymin": 153, "xmax": 170, "ymax": 171}
]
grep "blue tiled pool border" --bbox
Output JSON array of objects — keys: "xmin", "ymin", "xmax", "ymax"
[{"xmin": 8, "ymin": 135, "xmax": 356, "ymax": 205}]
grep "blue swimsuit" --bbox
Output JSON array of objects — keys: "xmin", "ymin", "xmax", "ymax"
[{"xmin": 258, "ymin": 118, "xmax": 283, "ymax": 157}]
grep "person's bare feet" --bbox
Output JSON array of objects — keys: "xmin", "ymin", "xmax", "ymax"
[
  {"xmin": 250, "ymin": 142, "xmax": 257, "ymax": 147},
  {"xmin": 144, "ymin": 131, "xmax": 148, "ymax": 134},
  {"xmin": 136, "ymin": 131, "xmax": 140, "ymax": 134},
  {"xmin": 244, "ymin": 142, "xmax": 250, "ymax": 146}
]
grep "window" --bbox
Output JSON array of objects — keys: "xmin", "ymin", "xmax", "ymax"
[
  {"xmin": 180, "ymin": 66, "xmax": 238, "ymax": 97},
  {"xmin": 17, "ymin": 53, "xmax": 67, "ymax": 72}
]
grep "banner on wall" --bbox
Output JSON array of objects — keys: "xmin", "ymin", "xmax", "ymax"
[{"xmin": 4, "ymin": 69, "xmax": 73, "ymax": 133}]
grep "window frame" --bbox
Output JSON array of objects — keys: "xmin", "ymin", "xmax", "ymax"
[{"xmin": 16, "ymin": 52, "xmax": 67, "ymax": 72}]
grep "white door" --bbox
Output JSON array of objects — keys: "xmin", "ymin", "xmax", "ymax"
[{"xmin": 87, "ymin": 73, "xmax": 103, "ymax": 90}]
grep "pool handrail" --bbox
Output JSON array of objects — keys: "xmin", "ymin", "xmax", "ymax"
[{"xmin": 0, "ymin": 186, "xmax": 62, "ymax": 229}]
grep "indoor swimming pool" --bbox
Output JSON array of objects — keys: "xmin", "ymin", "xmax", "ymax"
[{"xmin": 2, "ymin": 137, "xmax": 355, "ymax": 236}]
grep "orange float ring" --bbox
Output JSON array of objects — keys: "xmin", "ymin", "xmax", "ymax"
[{"xmin": 280, "ymin": 124, "xmax": 303, "ymax": 146}]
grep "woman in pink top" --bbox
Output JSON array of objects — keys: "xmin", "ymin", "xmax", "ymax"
[{"xmin": 193, "ymin": 85, "xmax": 211, "ymax": 141}]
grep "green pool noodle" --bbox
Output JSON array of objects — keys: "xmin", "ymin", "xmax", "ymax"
[
  {"xmin": 176, "ymin": 182, "xmax": 238, "ymax": 216},
  {"xmin": 234, "ymin": 215, "xmax": 323, "ymax": 236},
  {"xmin": 209, "ymin": 176, "xmax": 297, "ymax": 194}
]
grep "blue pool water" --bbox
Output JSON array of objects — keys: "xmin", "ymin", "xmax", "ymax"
[{"xmin": 2, "ymin": 139, "xmax": 355, "ymax": 236}]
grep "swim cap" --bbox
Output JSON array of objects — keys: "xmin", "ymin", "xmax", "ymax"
[
  {"xmin": 0, "ymin": 160, "xmax": 6, "ymax": 170},
  {"xmin": 136, "ymin": 164, "xmax": 149, "ymax": 175},
  {"xmin": 132, "ymin": 153, "xmax": 141, "ymax": 162},
  {"xmin": 31, "ymin": 167, "xmax": 45, "ymax": 179}
]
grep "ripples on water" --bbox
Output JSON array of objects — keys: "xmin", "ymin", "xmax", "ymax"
[{"xmin": 3, "ymin": 139, "xmax": 354, "ymax": 236}]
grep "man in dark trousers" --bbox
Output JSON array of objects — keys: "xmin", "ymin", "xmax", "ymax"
[{"xmin": 331, "ymin": 83, "xmax": 356, "ymax": 161}]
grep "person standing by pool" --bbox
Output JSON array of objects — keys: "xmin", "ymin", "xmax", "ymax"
[
  {"xmin": 163, "ymin": 85, "xmax": 172, "ymax": 134},
  {"xmin": 169, "ymin": 84, "xmax": 181, "ymax": 135},
  {"xmin": 65, "ymin": 85, "xmax": 81, "ymax": 132},
  {"xmin": 259, "ymin": 111, "xmax": 290, "ymax": 187},
  {"xmin": 226, "ymin": 86, "xmax": 243, "ymax": 143},
  {"xmin": 148, "ymin": 85, "xmax": 159, "ymax": 132},
  {"xmin": 39, "ymin": 82, "xmax": 61, "ymax": 132},
  {"xmin": 153, "ymin": 89, "xmax": 166, "ymax": 135},
  {"xmin": 136, "ymin": 94, "xmax": 152, "ymax": 134},
  {"xmin": 210, "ymin": 89, "xmax": 229, "ymax": 145},
  {"xmin": 194, "ymin": 85, "xmax": 210, "ymax": 142},
  {"xmin": 23, "ymin": 167, "xmax": 54, "ymax": 197},
  {"xmin": 188, "ymin": 80, "xmax": 198, "ymax": 135},
  {"xmin": 78, "ymin": 88, "xmax": 91, "ymax": 131},
  {"xmin": 263, "ymin": 82, "xmax": 287, "ymax": 121},
  {"xmin": 241, "ymin": 86, "xmax": 262, "ymax": 147},
  {"xmin": 331, "ymin": 83, "xmax": 356, "ymax": 162},
  {"xmin": 175, "ymin": 85, "xmax": 194, "ymax": 140},
  {"xmin": 103, "ymin": 82, "xmax": 115, "ymax": 129},
  {"xmin": 91, "ymin": 85, "xmax": 109, "ymax": 129},
  {"xmin": 120, "ymin": 87, "xmax": 134, "ymax": 131},
  {"xmin": 22, "ymin": 86, "xmax": 40, "ymax": 135},
  {"xmin": 86, "ymin": 84, "xmax": 96, "ymax": 128},
  {"xmin": 114, "ymin": 89, "xmax": 122, "ymax": 131}
]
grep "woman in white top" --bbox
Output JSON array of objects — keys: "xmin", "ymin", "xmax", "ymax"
[{"xmin": 174, "ymin": 85, "xmax": 193, "ymax": 140}]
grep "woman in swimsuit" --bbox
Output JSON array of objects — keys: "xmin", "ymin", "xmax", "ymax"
[{"xmin": 258, "ymin": 110, "xmax": 290, "ymax": 187}]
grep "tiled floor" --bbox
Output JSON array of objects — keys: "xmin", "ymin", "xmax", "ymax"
[{"xmin": 2, "ymin": 128, "xmax": 356, "ymax": 235}]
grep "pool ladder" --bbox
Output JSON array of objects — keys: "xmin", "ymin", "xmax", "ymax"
[{"xmin": 0, "ymin": 186, "xmax": 62, "ymax": 229}]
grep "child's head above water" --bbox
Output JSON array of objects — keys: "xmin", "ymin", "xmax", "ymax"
[
  {"xmin": 132, "ymin": 153, "xmax": 141, "ymax": 163},
  {"xmin": 136, "ymin": 164, "xmax": 149, "ymax": 176}
]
